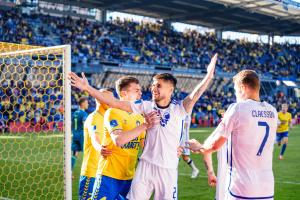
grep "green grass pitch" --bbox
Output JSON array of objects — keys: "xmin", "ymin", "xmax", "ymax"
[
  {"xmin": 72, "ymin": 125, "xmax": 300, "ymax": 200},
  {"xmin": 0, "ymin": 126, "xmax": 299, "ymax": 199},
  {"xmin": 0, "ymin": 133, "xmax": 64, "ymax": 200}
]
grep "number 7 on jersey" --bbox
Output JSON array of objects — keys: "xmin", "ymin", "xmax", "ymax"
[{"xmin": 257, "ymin": 121, "xmax": 270, "ymax": 156}]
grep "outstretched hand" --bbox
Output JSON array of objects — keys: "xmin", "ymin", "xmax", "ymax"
[
  {"xmin": 68, "ymin": 72, "xmax": 90, "ymax": 91},
  {"xmin": 207, "ymin": 53, "xmax": 218, "ymax": 79},
  {"xmin": 185, "ymin": 139, "xmax": 203, "ymax": 153}
]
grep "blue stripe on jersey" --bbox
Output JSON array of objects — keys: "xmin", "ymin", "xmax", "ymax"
[
  {"xmin": 226, "ymin": 140, "xmax": 229, "ymax": 164},
  {"xmin": 179, "ymin": 120, "xmax": 184, "ymax": 142},
  {"xmin": 227, "ymin": 137, "xmax": 274, "ymax": 199}
]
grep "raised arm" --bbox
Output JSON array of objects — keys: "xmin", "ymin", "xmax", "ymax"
[
  {"xmin": 183, "ymin": 54, "xmax": 217, "ymax": 113},
  {"xmin": 68, "ymin": 72, "xmax": 132, "ymax": 112}
]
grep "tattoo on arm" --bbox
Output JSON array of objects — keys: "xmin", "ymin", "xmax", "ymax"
[
  {"xmin": 203, "ymin": 160, "xmax": 209, "ymax": 171},
  {"xmin": 183, "ymin": 76, "xmax": 213, "ymax": 113}
]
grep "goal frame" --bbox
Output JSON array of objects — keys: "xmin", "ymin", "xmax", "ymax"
[{"xmin": 0, "ymin": 44, "xmax": 72, "ymax": 200}]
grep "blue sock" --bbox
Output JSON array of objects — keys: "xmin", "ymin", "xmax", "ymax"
[
  {"xmin": 71, "ymin": 156, "xmax": 77, "ymax": 170},
  {"xmin": 280, "ymin": 144, "xmax": 287, "ymax": 156}
]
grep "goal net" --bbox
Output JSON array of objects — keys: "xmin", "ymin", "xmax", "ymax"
[{"xmin": 0, "ymin": 42, "xmax": 71, "ymax": 200}]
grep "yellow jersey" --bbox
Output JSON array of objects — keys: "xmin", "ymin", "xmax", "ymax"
[
  {"xmin": 80, "ymin": 106, "xmax": 106, "ymax": 177},
  {"xmin": 97, "ymin": 108, "xmax": 145, "ymax": 180},
  {"xmin": 277, "ymin": 111, "xmax": 292, "ymax": 133}
]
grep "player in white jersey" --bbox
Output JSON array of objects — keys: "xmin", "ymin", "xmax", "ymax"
[
  {"xmin": 187, "ymin": 70, "xmax": 278, "ymax": 200},
  {"xmin": 68, "ymin": 54, "xmax": 218, "ymax": 200},
  {"xmin": 180, "ymin": 115, "xmax": 200, "ymax": 178}
]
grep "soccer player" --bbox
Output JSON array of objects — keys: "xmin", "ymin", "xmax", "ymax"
[
  {"xmin": 277, "ymin": 103, "xmax": 293, "ymax": 160},
  {"xmin": 71, "ymin": 97, "xmax": 88, "ymax": 174},
  {"xmin": 180, "ymin": 115, "xmax": 200, "ymax": 178},
  {"xmin": 187, "ymin": 70, "xmax": 278, "ymax": 200},
  {"xmin": 79, "ymin": 89, "xmax": 113, "ymax": 200},
  {"xmin": 91, "ymin": 76, "xmax": 159, "ymax": 200},
  {"xmin": 68, "ymin": 53, "xmax": 217, "ymax": 199}
]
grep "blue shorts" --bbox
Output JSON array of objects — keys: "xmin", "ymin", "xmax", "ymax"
[
  {"xmin": 91, "ymin": 175, "xmax": 132, "ymax": 200},
  {"xmin": 276, "ymin": 131, "xmax": 289, "ymax": 142},
  {"xmin": 72, "ymin": 132, "xmax": 84, "ymax": 152},
  {"xmin": 79, "ymin": 176, "xmax": 95, "ymax": 200}
]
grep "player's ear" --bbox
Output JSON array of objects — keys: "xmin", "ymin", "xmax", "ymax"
[
  {"xmin": 240, "ymin": 84, "xmax": 246, "ymax": 92},
  {"xmin": 169, "ymin": 83, "xmax": 175, "ymax": 93},
  {"xmin": 120, "ymin": 90, "xmax": 126, "ymax": 98},
  {"xmin": 170, "ymin": 87, "xmax": 174, "ymax": 93}
]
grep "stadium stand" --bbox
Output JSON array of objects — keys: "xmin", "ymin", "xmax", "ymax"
[
  {"xmin": 0, "ymin": 7, "xmax": 299, "ymax": 129},
  {"xmin": 1, "ymin": 8, "xmax": 300, "ymax": 78}
]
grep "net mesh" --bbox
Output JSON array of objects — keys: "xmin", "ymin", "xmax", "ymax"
[{"xmin": 0, "ymin": 42, "xmax": 69, "ymax": 200}]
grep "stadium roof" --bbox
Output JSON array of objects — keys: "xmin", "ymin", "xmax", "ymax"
[{"xmin": 43, "ymin": 0, "xmax": 300, "ymax": 36}]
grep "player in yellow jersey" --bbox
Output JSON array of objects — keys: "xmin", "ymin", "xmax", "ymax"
[
  {"xmin": 277, "ymin": 103, "xmax": 293, "ymax": 160},
  {"xmin": 79, "ymin": 89, "xmax": 114, "ymax": 200},
  {"xmin": 91, "ymin": 77, "xmax": 159, "ymax": 200}
]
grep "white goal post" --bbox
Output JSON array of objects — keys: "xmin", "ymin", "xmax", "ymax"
[{"xmin": 0, "ymin": 43, "xmax": 71, "ymax": 200}]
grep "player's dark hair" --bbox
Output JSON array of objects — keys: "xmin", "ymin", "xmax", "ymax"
[
  {"xmin": 116, "ymin": 76, "xmax": 139, "ymax": 96},
  {"xmin": 233, "ymin": 70, "xmax": 260, "ymax": 90},
  {"xmin": 78, "ymin": 96, "xmax": 88, "ymax": 106},
  {"xmin": 153, "ymin": 73, "xmax": 177, "ymax": 88}
]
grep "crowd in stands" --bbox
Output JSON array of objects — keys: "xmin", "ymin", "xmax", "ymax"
[
  {"xmin": 0, "ymin": 7, "xmax": 299, "ymax": 132},
  {"xmin": 1, "ymin": 74, "xmax": 298, "ymax": 132},
  {"xmin": 1, "ymin": 8, "xmax": 300, "ymax": 78},
  {"xmin": 0, "ymin": 65, "xmax": 64, "ymax": 132},
  {"xmin": 0, "ymin": 84, "xmax": 64, "ymax": 132},
  {"xmin": 71, "ymin": 84, "xmax": 300, "ymax": 127}
]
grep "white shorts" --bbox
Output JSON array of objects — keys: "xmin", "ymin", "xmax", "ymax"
[{"xmin": 127, "ymin": 159, "xmax": 178, "ymax": 200}]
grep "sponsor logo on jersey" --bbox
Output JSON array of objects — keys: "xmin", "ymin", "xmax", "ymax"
[
  {"xmin": 160, "ymin": 112, "xmax": 170, "ymax": 127},
  {"xmin": 122, "ymin": 137, "xmax": 140, "ymax": 149}
]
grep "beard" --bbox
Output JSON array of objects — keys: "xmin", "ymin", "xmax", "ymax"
[{"xmin": 153, "ymin": 94, "xmax": 164, "ymax": 102}]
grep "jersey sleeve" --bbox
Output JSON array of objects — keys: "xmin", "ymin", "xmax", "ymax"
[
  {"xmin": 139, "ymin": 131, "xmax": 146, "ymax": 140},
  {"xmin": 104, "ymin": 109, "xmax": 123, "ymax": 134},
  {"xmin": 130, "ymin": 99, "xmax": 146, "ymax": 114},
  {"xmin": 210, "ymin": 103, "xmax": 238, "ymax": 139},
  {"xmin": 91, "ymin": 114, "xmax": 104, "ymax": 139},
  {"xmin": 87, "ymin": 124, "xmax": 96, "ymax": 137},
  {"xmin": 84, "ymin": 116, "xmax": 91, "ymax": 135},
  {"xmin": 178, "ymin": 100, "xmax": 188, "ymax": 117}
]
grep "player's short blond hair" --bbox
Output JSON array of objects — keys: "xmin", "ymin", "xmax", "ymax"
[
  {"xmin": 233, "ymin": 70, "xmax": 260, "ymax": 91},
  {"xmin": 115, "ymin": 76, "xmax": 139, "ymax": 97}
]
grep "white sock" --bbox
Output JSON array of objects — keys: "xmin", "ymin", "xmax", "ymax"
[{"xmin": 186, "ymin": 158, "xmax": 198, "ymax": 171}]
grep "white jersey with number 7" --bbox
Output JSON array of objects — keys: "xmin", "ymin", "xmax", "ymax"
[{"xmin": 213, "ymin": 99, "xmax": 278, "ymax": 200}]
